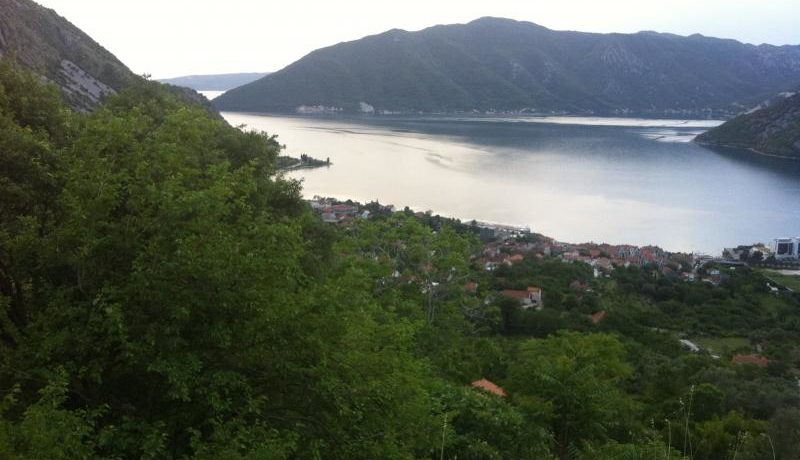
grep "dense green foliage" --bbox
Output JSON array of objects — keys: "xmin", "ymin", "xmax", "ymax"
[
  {"xmin": 214, "ymin": 17, "xmax": 800, "ymax": 116},
  {"xmin": 3, "ymin": 60, "xmax": 800, "ymax": 459},
  {"xmin": 696, "ymin": 91, "xmax": 800, "ymax": 158}
]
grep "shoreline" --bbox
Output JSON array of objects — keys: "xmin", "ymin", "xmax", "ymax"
[
  {"xmin": 278, "ymin": 162, "xmax": 331, "ymax": 172},
  {"xmin": 224, "ymin": 110, "xmax": 724, "ymax": 128},
  {"xmin": 694, "ymin": 140, "xmax": 800, "ymax": 161},
  {"xmin": 305, "ymin": 195, "xmax": 734, "ymax": 257}
]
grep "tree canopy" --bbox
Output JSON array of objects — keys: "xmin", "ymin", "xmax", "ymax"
[{"xmin": 2, "ymin": 59, "xmax": 799, "ymax": 459}]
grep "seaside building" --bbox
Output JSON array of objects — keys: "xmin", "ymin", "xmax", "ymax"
[{"xmin": 770, "ymin": 237, "xmax": 800, "ymax": 260}]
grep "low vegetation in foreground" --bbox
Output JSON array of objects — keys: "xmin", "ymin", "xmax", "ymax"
[{"xmin": 2, "ymin": 60, "xmax": 800, "ymax": 459}]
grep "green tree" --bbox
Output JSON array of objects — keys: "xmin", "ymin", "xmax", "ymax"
[
  {"xmin": 507, "ymin": 332, "xmax": 635, "ymax": 459},
  {"xmin": 436, "ymin": 383, "xmax": 551, "ymax": 460},
  {"xmin": 0, "ymin": 65, "xmax": 441, "ymax": 459}
]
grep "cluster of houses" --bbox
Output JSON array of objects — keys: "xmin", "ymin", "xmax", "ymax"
[
  {"xmin": 557, "ymin": 243, "xmax": 676, "ymax": 273},
  {"xmin": 472, "ymin": 224, "xmax": 791, "ymax": 288},
  {"xmin": 307, "ymin": 200, "xmax": 796, "ymax": 291},
  {"xmin": 307, "ymin": 197, "xmax": 372, "ymax": 224},
  {"xmin": 680, "ymin": 339, "xmax": 771, "ymax": 367},
  {"xmin": 307, "ymin": 196, "xmax": 401, "ymax": 224},
  {"xmin": 473, "ymin": 222, "xmax": 531, "ymax": 242},
  {"xmin": 722, "ymin": 244, "xmax": 771, "ymax": 262},
  {"xmin": 474, "ymin": 230, "xmax": 688, "ymax": 278},
  {"xmin": 723, "ymin": 239, "xmax": 800, "ymax": 264}
]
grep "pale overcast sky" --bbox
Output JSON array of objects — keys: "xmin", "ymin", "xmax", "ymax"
[{"xmin": 34, "ymin": 0, "xmax": 800, "ymax": 79}]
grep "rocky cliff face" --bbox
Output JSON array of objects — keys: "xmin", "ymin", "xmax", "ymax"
[{"xmin": 0, "ymin": 0, "xmax": 135, "ymax": 110}]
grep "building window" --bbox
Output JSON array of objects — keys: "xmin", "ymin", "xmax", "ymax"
[{"xmin": 777, "ymin": 242, "xmax": 793, "ymax": 255}]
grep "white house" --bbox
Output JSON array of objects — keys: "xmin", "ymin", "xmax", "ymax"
[{"xmin": 770, "ymin": 237, "xmax": 800, "ymax": 260}]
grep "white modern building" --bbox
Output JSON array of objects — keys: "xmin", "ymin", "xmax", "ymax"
[{"xmin": 770, "ymin": 237, "xmax": 800, "ymax": 260}]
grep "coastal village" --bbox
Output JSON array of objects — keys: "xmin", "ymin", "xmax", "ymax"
[
  {"xmin": 308, "ymin": 195, "xmax": 798, "ymax": 375},
  {"xmin": 307, "ymin": 196, "xmax": 798, "ymax": 282}
]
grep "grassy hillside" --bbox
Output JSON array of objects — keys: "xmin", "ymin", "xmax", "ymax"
[
  {"xmin": 696, "ymin": 91, "xmax": 800, "ymax": 159},
  {"xmin": 215, "ymin": 17, "xmax": 800, "ymax": 116}
]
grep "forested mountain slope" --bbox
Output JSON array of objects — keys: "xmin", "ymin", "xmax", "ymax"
[
  {"xmin": 215, "ymin": 17, "xmax": 800, "ymax": 116},
  {"xmin": 696, "ymin": 90, "xmax": 800, "ymax": 159}
]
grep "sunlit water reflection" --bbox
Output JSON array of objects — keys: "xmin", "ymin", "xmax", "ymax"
[{"xmin": 223, "ymin": 113, "xmax": 800, "ymax": 254}]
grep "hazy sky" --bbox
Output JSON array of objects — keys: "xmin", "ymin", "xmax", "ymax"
[{"xmin": 35, "ymin": 0, "xmax": 800, "ymax": 79}]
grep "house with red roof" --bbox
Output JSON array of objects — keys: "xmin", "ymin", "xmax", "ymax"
[
  {"xmin": 732, "ymin": 354, "xmax": 769, "ymax": 367},
  {"xmin": 501, "ymin": 286, "xmax": 543, "ymax": 309},
  {"xmin": 470, "ymin": 378, "xmax": 507, "ymax": 397},
  {"xmin": 590, "ymin": 310, "xmax": 607, "ymax": 324},
  {"xmin": 503, "ymin": 254, "xmax": 525, "ymax": 266}
]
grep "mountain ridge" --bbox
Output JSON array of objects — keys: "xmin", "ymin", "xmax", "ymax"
[
  {"xmin": 214, "ymin": 17, "xmax": 800, "ymax": 116},
  {"xmin": 157, "ymin": 72, "xmax": 271, "ymax": 91}
]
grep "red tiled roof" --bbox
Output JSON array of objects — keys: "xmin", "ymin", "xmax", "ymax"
[
  {"xmin": 732, "ymin": 354, "xmax": 769, "ymax": 367},
  {"xmin": 470, "ymin": 378, "xmax": 507, "ymax": 397},
  {"xmin": 527, "ymin": 286, "xmax": 541, "ymax": 294},
  {"xmin": 590, "ymin": 310, "xmax": 607, "ymax": 324},
  {"xmin": 501, "ymin": 289, "xmax": 529, "ymax": 299},
  {"xmin": 464, "ymin": 282, "xmax": 478, "ymax": 293}
]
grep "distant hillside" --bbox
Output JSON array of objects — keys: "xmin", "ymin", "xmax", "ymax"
[
  {"xmin": 158, "ymin": 72, "xmax": 270, "ymax": 91},
  {"xmin": 0, "ymin": 0, "xmax": 136, "ymax": 111},
  {"xmin": 215, "ymin": 17, "xmax": 800, "ymax": 116},
  {"xmin": 696, "ymin": 91, "xmax": 800, "ymax": 159}
]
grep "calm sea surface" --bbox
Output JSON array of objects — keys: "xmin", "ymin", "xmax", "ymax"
[{"xmin": 222, "ymin": 112, "xmax": 800, "ymax": 254}]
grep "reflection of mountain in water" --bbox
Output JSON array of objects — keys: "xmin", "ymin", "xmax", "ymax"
[{"xmin": 697, "ymin": 145, "xmax": 800, "ymax": 180}]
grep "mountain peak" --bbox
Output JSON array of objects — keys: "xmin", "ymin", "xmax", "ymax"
[
  {"xmin": 466, "ymin": 16, "xmax": 548, "ymax": 30},
  {"xmin": 468, "ymin": 16, "xmax": 519, "ymax": 25}
]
